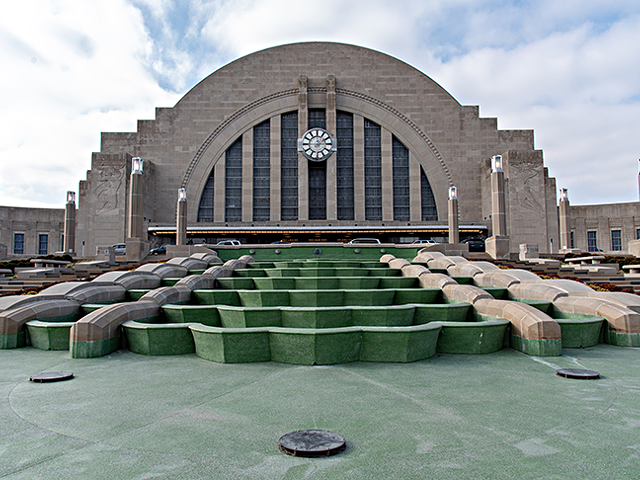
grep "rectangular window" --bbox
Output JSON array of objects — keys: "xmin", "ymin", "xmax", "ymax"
[
  {"xmin": 253, "ymin": 120, "xmax": 270, "ymax": 221},
  {"xmin": 14, "ymin": 233, "xmax": 24, "ymax": 255},
  {"xmin": 307, "ymin": 110, "xmax": 327, "ymax": 220},
  {"xmin": 38, "ymin": 234, "xmax": 48, "ymax": 255},
  {"xmin": 587, "ymin": 231, "xmax": 597, "ymax": 252},
  {"xmin": 197, "ymin": 172, "xmax": 215, "ymax": 222},
  {"xmin": 308, "ymin": 109, "xmax": 326, "ymax": 129},
  {"xmin": 570, "ymin": 231, "xmax": 574, "ymax": 249},
  {"xmin": 636, "ymin": 228, "xmax": 640, "ymax": 240},
  {"xmin": 364, "ymin": 119, "xmax": 382, "ymax": 221},
  {"xmin": 336, "ymin": 112, "xmax": 354, "ymax": 220},
  {"xmin": 225, "ymin": 138, "xmax": 243, "ymax": 222},
  {"xmin": 611, "ymin": 230, "xmax": 622, "ymax": 251},
  {"xmin": 281, "ymin": 112, "xmax": 298, "ymax": 220},
  {"xmin": 420, "ymin": 168, "xmax": 438, "ymax": 221},
  {"xmin": 392, "ymin": 136, "xmax": 410, "ymax": 221}
]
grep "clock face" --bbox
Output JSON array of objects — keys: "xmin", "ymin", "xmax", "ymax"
[{"xmin": 299, "ymin": 128, "xmax": 335, "ymax": 161}]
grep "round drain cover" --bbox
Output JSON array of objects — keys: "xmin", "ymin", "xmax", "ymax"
[
  {"xmin": 30, "ymin": 372, "xmax": 74, "ymax": 383},
  {"xmin": 556, "ymin": 368, "xmax": 600, "ymax": 380},
  {"xmin": 279, "ymin": 429, "xmax": 346, "ymax": 457}
]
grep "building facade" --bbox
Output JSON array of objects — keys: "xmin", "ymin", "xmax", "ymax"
[
  {"xmin": 569, "ymin": 202, "xmax": 640, "ymax": 253},
  {"xmin": 0, "ymin": 206, "xmax": 64, "ymax": 259},
  {"xmin": 73, "ymin": 42, "xmax": 561, "ymax": 253}
]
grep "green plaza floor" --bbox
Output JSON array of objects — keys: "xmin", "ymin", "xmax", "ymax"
[{"xmin": 2, "ymin": 345, "xmax": 639, "ymax": 479}]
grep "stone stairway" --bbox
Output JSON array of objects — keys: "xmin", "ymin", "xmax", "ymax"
[
  {"xmin": 491, "ymin": 258, "xmax": 640, "ymax": 293},
  {"xmin": 0, "ymin": 261, "xmax": 143, "ymax": 295}
]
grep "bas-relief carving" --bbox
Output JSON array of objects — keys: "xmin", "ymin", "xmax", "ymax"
[
  {"xmin": 94, "ymin": 165, "xmax": 125, "ymax": 215},
  {"xmin": 511, "ymin": 161, "xmax": 544, "ymax": 216}
]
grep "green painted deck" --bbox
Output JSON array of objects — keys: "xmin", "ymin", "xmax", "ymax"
[{"xmin": 2, "ymin": 345, "xmax": 639, "ymax": 479}]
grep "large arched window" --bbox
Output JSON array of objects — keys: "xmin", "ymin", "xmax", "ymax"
[
  {"xmin": 224, "ymin": 138, "xmax": 243, "ymax": 222},
  {"xmin": 364, "ymin": 119, "xmax": 382, "ymax": 221},
  {"xmin": 336, "ymin": 111, "xmax": 354, "ymax": 220},
  {"xmin": 392, "ymin": 136, "xmax": 410, "ymax": 221},
  {"xmin": 281, "ymin": 112, "xmax": 298, "ymax": 221},
  {"xmin": 421, "ymin": 167, "xmax": 438, "ymax": 221},
  {"xmin": 253, "ymin": 120, "xmax": 270, "ymax": 221}
]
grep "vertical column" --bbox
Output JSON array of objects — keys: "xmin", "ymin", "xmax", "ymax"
[
  {"xmin": 448, "ymin": 186, "xmax": 459, "ymax": 244},
  {"xmin": 409, "ymin": 156, "xmax": 421, "ymax": 222},
  {"xmin": 63, "ymin": 191, "xmax": 76, "ymax": 253},
  {"xmin": 126, "ymin": 157, "xmax": 148, "ymax": 261},
  {"xmin": 298, "ymin": 75, "xmax": 309, "ymax": 221},
  {"xmin": 486, "ymin": 154, "xmax": 510, "ymax": 259},
  {"xmin": 326, "ymin": 75, "xmax": 337, "ymax": 221},
  {"xmin": 353, "ymin": 114, "xmax": 365, "ymax": 222},
  {"xmin": 381, "ymin": 128, "xmax": 393, "ymax": 221},
  {"xmin": 213, "ymin": 157, "xmax": 225, "ymax": 223},
  {"xmin": 242, "ymin": 129, "xmax": 253, "ymax": 223},
  {"xmin": 176, "ymin": 188, "xmax": 187, "ymax": 246},
  {"xmin": 491, "ymin": 156, "xmax": 507, "ymax": 236},
  {"xmin": 127, "ymin": 157, "xmax": 144, "ymax": 239},
  {"xmin": 558, "ymin": 188, "xmax": 571, "ymax": 250},
  {"xmin": 270, "ymin": 115, "xmax": 281, "ymax": 222}
]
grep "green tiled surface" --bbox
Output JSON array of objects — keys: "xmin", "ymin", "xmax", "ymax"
[
  {"xmin": 605, "ymin": 330, "xmax": 640, "ymax": 347},
  {"xmin": 123, "ymin": 321, "xmax": 195, "ymax": 355},
  {"xmin": 192, "ymin": 289, "xmax": 240, "ymax": 306},
  {"xmin": 218, "ymin": 306, "xmax": 282, "ymax": 328},
  {"xmin": 0, "ymin": 332, "xmax": 25, "ymax": 349},
  {"xmin": 436, "ymin": 319, "xmax": 509, "ymax": 354},
  {"xmin": 26, "ymin": 321, "xmax": 75, "ymax": 351},
  {"xmin": 479, "ymin": 286, "xmax": 509, "ymax": 299},
  {"xmin": 162, "ymin": 305, "xmax": 221, "ymax": 326},
  {"xmin": 70, "ymin": 337, "xmax": 121, "ymax": 358},
  {"xmin": 359, "ymin": 324, "xmax": 441, "ymax": 362},
  {"xmin": 3, "ymin": 346, "xmax": 639, "ymax": 479},
  {"xmin": 555, "ymin": 317, "xmax": 605, "ymax": 348},
  {"xmin": 127, "ymin": 289, "xmax": 152, "ymax": 301},
  {"xmin": 510, "ymin": 335, "xmax": 563, "ymax": 356}
]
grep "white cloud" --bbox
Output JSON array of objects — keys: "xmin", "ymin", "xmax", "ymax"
[
  {"xmin": 0, "ymin": 0, "xmax": 180, "ymax": 207},
  {"xmin": 0, "ymin": 0, "xmax": 639, "ymax": 208},
  {"xmin": 427, "ymin": 15, "xmax": 640, "ymax": 204}
]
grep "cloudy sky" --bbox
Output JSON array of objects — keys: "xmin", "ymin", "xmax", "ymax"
[{"xmin": 1, "ymin": 0, "xmax": 639, "ymax": 209}]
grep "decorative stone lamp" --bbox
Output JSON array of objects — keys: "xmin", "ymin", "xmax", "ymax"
[
  {"xmin": 176, "ymin": 188, "xmax": 187, "ymax": 246},
  {"xmin": 63, "ymin": 191, "xmax": 76, "ymax": 254},
  {"xmin": 486, "ymin": 154, "xmax": 510, "ymax": 259},
  {"xmin": 448, "ymin": 186, "xmax": 459, "ymax": 244}
]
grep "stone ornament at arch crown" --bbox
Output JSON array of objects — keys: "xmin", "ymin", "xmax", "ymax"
[{"xmin": 181, "ymin": 88, "xmax": 453, "ymax": 214}]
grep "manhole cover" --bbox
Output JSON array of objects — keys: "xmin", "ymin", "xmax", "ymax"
[
  {"xmin": 279, "ymin": 429, "xmax": 346, "ymax": 457},
  {"xmin": 30, "ymin": 372, "xmax": 75, "ymax": 383},
  {"xmin": 556, "ymin": 368, "xmax": 600, "ymax": 380}
]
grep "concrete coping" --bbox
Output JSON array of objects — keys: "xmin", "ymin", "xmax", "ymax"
[
  {"xmin": 565, "ymin": 256, "xmax": 605, "ymax": 265},
  {"xmin": 30, "ymin": 259, "xmax": 71, "ymax": 267}
]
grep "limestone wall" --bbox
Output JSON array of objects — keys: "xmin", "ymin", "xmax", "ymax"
[{"xmin": 0, "ymin": 206, "xmax": 64, "ymax": 257}]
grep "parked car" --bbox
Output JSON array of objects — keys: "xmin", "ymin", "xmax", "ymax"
[
  {"xmin": 347, "ymin": 238, "xmax": 381, "ymax": 245},
  {"xmin": 112, "ymin": 243, "xmax": 126, "ymax": 255},
  {"xmin": 411, "ymin": 239, "xmax": 436, "ymax": 244},
  {"xmin": 217, "ymin": 240, "xmax": 241, "ymax": 246},
  {"xmin": 462, "ymin": 238, "xmax": 485, "ymax": 252},
  {"xmin": 149, "ymin": 243, "xmax": 174, "ymax": 255}
]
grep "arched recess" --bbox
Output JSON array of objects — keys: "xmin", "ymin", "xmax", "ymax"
[{"xmin": 183, "ymin": 89, "xmax": 452, "ymax": 223}]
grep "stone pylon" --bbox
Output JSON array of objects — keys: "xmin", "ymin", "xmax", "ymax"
[
  {"xmin": 486, "ymin": 155, "xmax": 510, "ymax": 259},
  {"xmin": 448, "ymin": 186, "xmax": 459, "ymax": 244},
  {"xmin": 176, "ymin": 188, "xmax": 187, "ymax": 246},
  {"xmin": 558, "ymin": 188, "xmax": 577, "ymax": 253},
  {"xmin": 63, "ymin": 191, "xmax": 76, "ymax": 254},
  {"xmin": 125, "ymin": 157, "xmax": 149, "ymax": 260}
]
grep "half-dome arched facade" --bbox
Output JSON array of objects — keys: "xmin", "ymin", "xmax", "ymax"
[{"xmin": 77, "ymin": 42, "xmax": 559, "ymax": 252}]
